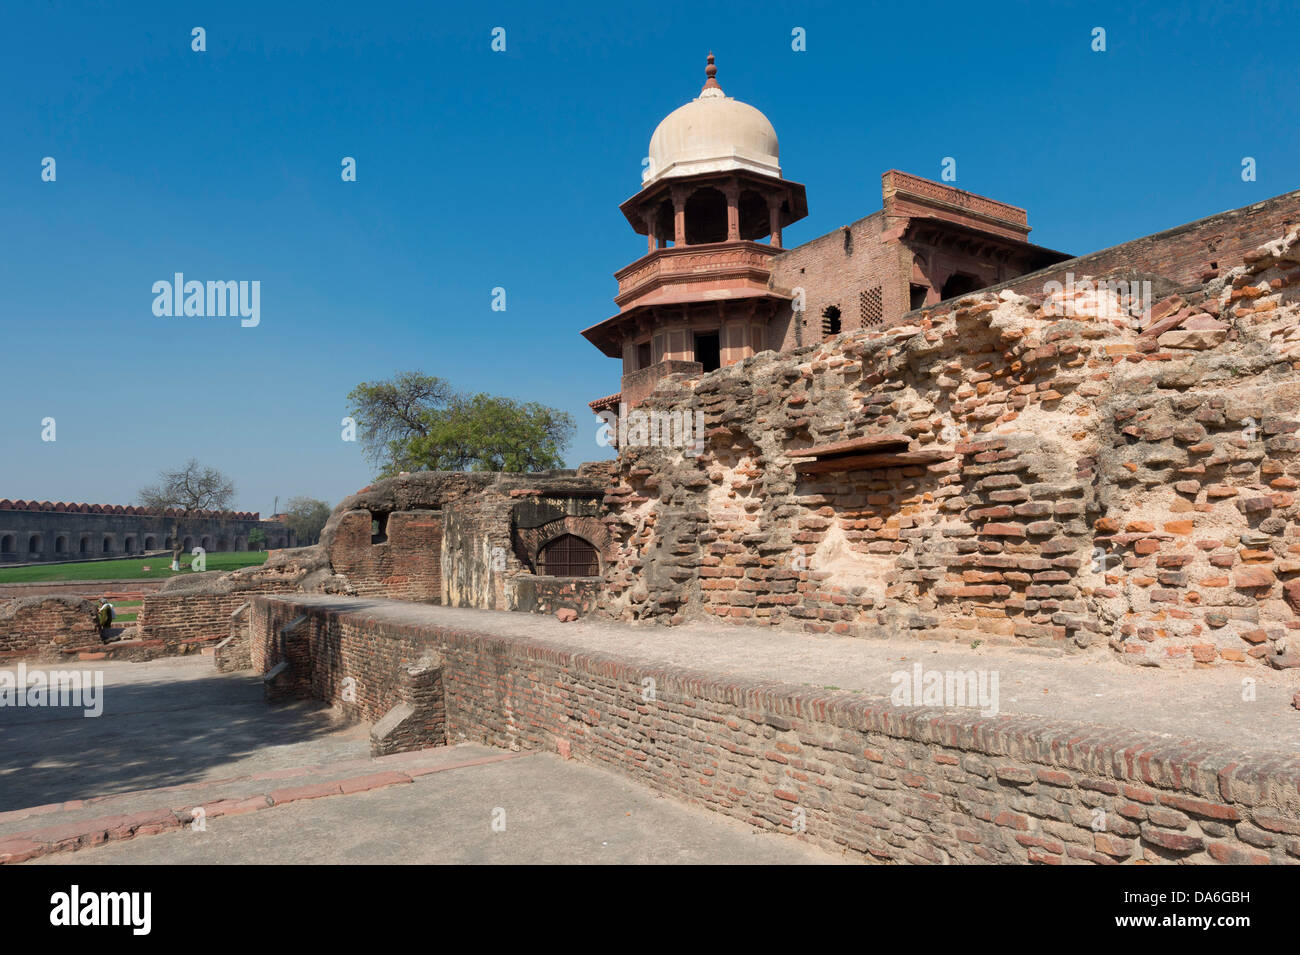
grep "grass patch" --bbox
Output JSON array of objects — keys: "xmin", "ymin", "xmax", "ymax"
[{"xmin": 0, "ymin": 551, "xmax": 269, "ymax": 584}]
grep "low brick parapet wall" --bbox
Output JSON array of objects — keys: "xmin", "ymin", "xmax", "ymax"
[
  {"xmin": 0, "ymin": 596, "xmax": 101, "ymax": 662},
  {"xmin": 249, "ymin": 595, "xmax": 1300, "ymax": 864}
]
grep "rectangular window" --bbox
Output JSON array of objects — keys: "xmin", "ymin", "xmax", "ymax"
[{"xmin": 860, "ymin": 287, "xmax": 883, "ymax": 327}]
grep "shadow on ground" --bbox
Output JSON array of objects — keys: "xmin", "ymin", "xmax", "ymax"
[{"xmin": 0, "ymin": 659, "xmax": 365, "ymax": 811}]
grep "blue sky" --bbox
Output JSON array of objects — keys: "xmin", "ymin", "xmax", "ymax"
[{"xmin": 2, "ymin": 0, "xmax": 1296, "ymax": 514}]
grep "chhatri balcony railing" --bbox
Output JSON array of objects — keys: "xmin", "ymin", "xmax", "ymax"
[{"xmin": 613, "ymin": 241, "xmax": 783, "ymax": 310}]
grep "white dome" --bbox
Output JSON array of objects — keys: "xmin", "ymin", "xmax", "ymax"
[{"xmin": 644, "ymin": 57, "xmax": 781, "ymax": 186}]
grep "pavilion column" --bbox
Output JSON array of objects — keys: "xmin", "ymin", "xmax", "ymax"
[
  {"xmin": 767, "ymin": 195, "xmax": 783, "ymax": 249},
  {"xmin": 671, "ymin": 187, "xmax": 688, "ymax": 246},
  {"xmin": 724, "ymin": 182, "xmax": 740, "ymax": 241},
  {"xmin": 645, "ymin": 211, "xmax": 656, "ymax": 255}
]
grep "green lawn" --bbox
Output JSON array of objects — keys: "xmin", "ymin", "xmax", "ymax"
[{"xmin": 0, "ymin": 551, "xmax": 269, "ymax": 584}]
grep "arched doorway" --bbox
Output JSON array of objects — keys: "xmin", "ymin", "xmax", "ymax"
[{"xmin": 538, "ymin": 534, "xmax": 600, "ymax": 577}]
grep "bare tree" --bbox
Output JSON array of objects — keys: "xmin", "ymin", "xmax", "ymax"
[
  {"xmin": 138, "ymin": 459, "xmax": 236, "ymax": 512},
  {"xmin": 139, "ymin": 460, "xmax": 236, "ymax": 571},
  {"xmin": 347, "ymin": 371, "xmax": 455, "ymax": 471}
]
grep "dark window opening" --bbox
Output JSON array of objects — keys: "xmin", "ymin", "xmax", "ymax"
[
  {"xmin": 910, "ymin": 284, "xmax": 929, "ymax": 310},
  {"xmin": 125, "ymin": 536, "xmax": 135, "ymax": 553},
  {"xmin": 738, "ymin": 190, "xmax": 769, "ymax": 240},
  {"xmin": 684, "ymin": 187, "xmax": 727, "ymax": 245},
  {"xmin": 0, "ymin": 535, "xmax": 12, "ymax": 554},
  {"xmin": 80, "ymin": 537, "xmax": 89, "ymax": 554},
  {"xmin": 55, "ymin": 537, "xmax": 66, "ymax": 554},
  {"xmin": 102, "ymin": 538, "xmax": 111, "ymax": 553},
  {"xmin": 940, "ymin": 273, "xmax": 984, "ymax": 300},
  {"xmin": 694, "ymin": 332, "xmax": 721, "ymax": 372},
  {"xmin": 842, "ymin": 226, "xmax": 852, "ymax": 254},
  {"xmin": 145, "ymin": 536, "xmax": 156, "ymax": 549},
  {"xmin": 539, "ymin": 534, "xmax": 600, "ymax": 577},
  {"xmin": 27, "ymin": 536, "xmax": 40, "ymax": 554},
  {"xmin": 637, "ymin": 341, "xmax": 652, "ymax": 370},
  {"xmin": 371, "ymin": 511, "xmax": 389, "ymax": 544},
  {"xmin": 821, "ymin": 306, "xmax": 842, "ymax": 337}
]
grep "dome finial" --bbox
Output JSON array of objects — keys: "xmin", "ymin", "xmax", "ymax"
[{"xmin": 702, "ymin": 52, "xmax": 722, "ymax": 93}]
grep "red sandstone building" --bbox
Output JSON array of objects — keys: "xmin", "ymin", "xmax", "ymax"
[{"xmin": 585, "ymin": 55, "xmax": 1071, "ymax": 412}]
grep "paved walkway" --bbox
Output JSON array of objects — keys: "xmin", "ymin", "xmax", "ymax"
[
  {"xmin": 0, "ymin": 656, "xmax": 371, "ymax": 813},
  {"xmin": 25, "ymin": 751, "xmax": 843, "ymax": 865},
  {"xmin": 276, "ymin": 596, "xmax": 1300, "ymax": 760}
]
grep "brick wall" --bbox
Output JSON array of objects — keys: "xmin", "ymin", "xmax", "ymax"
[
  {"xmin": 329, "ymin": 509, "xmax": 443, "ymax": 602},
  {"xmin": 137, "ymin": 582, "xmax": 299, "ymax": 657},
  {"xmin": 251, "ymin": 599, "xmax": 446, "ymax": 753},
  {"xmin": 249, "ymin": 596, "xmax": 1300, "ymax": 864},
  {"xmin": 0, "ymin": 597, "xmax": 100, "ymax": 661},
  {"xmin": 507, "ymin": 575, "xmax": 602, "ymax": 615},
  {"xmin": 597, "ymin": 225, "xmax": 1300, "ymax": 668},
  {"xmin": 969, "ymin": 189, "xmax": 1300, "ymax": 309}
]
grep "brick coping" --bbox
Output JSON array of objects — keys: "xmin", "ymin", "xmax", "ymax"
[{"xmin": 257, "ymin": 595, "xmax": 1300, "ymax": 812}]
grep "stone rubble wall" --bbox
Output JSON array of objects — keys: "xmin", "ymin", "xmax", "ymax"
[{"xmin": 597, "ymin": 227, "xmax": 1300, "ymax": 670}]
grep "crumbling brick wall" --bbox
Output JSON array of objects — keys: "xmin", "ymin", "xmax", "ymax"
[
  {"xmin": 329, "ymin": 509, "xmax": 443, "ymax": 601},
  {"xmin": 320, "ymin": 469, "xmax": 613, "ymax": 614},
  {"xmin": 0, "ymin": 596, "xmax": 100, "ymax": 661},
  {"xmin": 598, "ymin": 226, "xmax": 1300, "ymax": 669}
]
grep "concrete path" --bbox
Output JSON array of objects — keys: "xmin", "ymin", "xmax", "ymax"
[
  {"xmin": 0, "ymin": 656, "xmax": 371, "ymax": 813},
  {"xmin": 275, "ymin": 596, "xmax": 1300, "ymax": 760},
  {"xmin": 26, "ymin": 751, "xmax": 844, "ymax": 865}
]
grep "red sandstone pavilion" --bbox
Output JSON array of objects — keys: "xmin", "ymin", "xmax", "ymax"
[{"xmin": 585, "ymin": 54, "xmax": 1072, "ymax": 413}]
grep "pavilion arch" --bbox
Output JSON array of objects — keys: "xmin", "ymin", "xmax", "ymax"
[
  {"xmin": 685, "ymin": 186, "xmax": 728, "ymax": 245},
  {"xmin": 55, "ymin": 535, "xmax": 68, "ymax": 555},
  {"xmin": 102, "ymin": 536, "xmax": 113, "ymax": 554},
  {"xmin": 79, "ymin": 536, "xmax": 90, "ymax": 555},
  {"xmin": 737, "ymin": 188, "xmax": 770, "ymax": 240},
  {"xmin": 652, "ymin": 198, "xmax": 674, "ymax": 248},
  {"xmin": 940, "ymin": 271, "xmax": 985, "ymax": 301},
  {"xmin": 0, "ymin": 534, "xmax": 14, "ymax": 555},
  {"xmin": 28, "ymin": 534, "xmax": 42, "ymax": 555},
  {"xmin": 145, "ymin": 536, "xmax": 157, "ymax": 550}
]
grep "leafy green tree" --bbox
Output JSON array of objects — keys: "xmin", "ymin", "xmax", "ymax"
[
  {"xmin": 248, "ymin": 527, "xmax": 267, "ymax": 550},
  {"xmin": 283, "ymin": 497, "xmax": 332, "ymax": 544},
  {"xmin": 347, "ymin": 372, "xmax": 573, "ymax": 476}
]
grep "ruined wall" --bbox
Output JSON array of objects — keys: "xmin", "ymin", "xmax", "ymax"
[
  {"xmin": 250, "ymin": 595, "xmax": 1300, "ymax": 865},
  {"xmin": 133, "ymin": 546, "xmax": 341, "ymax": 659},
  {"xmin": 329, "ymin": 509, "xmax": 444, "ymax": 602},
  {"xmin": 942, "ymin": 188, "xmax": 1300, "ymax": 315},
  {"xmin": 0, "ymin": 596, "xmax": 100, "ymax": 661},
  {"xmin": 252, "ymin": 598, "xmax": 447, "ymax": 754},
  {"xmin": 320, "ymin": 469, "xmax": 614, "ymax": 615},
  {"xmin": 598, "ymin": 226, "xmax": 1300, "ymax": 669}
]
